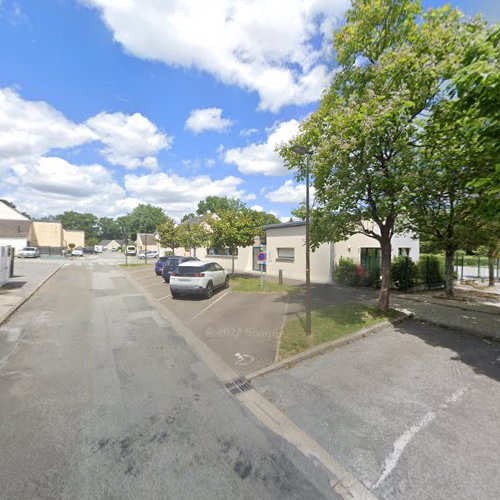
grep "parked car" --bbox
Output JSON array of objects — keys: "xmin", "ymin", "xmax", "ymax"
[
  {"xmin": 71, "ymin": 247, "xmax": 84, "ymax": 256},
  {"xmin": 138, "ymin": 250, "xmax": 159, "ymax": 260},
  {"xmin": 17, "ymin": 247, "xmax": 40, "ymax": 258},
  {"xmin": 169, "ymin": 261, "xmax": 229, "ymax": 298},
  {"xmin": 159, "ymin": 255, "xmax": 199, "ymax": 280},
  {"xmin": 125, "ymin": 245, "xmax": 137, "ymax": 256}
]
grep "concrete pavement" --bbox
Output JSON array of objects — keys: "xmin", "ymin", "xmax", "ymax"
[
  {"xmin": 253, "ymin": 320, "xmax": 500, "ymax": 500},
  {"xmin": 0, "ymin": 259, "xmax": 343, "ymax": 499}
]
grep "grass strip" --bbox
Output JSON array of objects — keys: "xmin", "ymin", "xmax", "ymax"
[
  {"xmin": 231, "ymin": 276, "xmax": 299, "ymax": 293},
  {"xmin": 279, "ymin": 303, "xmax": 399, "ymax": 358}
]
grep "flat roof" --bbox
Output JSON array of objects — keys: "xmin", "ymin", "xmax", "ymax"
[{"xmin": 263, "ymin": 221, "xmax": 306, "ymax": 231}]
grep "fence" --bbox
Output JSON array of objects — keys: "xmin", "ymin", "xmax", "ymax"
[{"xmin": 37, "ymin": 246, "xmax": 65, "ymax": 257}]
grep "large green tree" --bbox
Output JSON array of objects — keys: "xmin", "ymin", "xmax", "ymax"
[
  {"xmin": 176, "ymin": 218, "xmax": 210, "ymax": 258},
  {"xmin": 280, "ymin": 0, "xmax": 465, "ymax": 311},
  {"xmin": 208, "ymin": 210, "xmax": 257, "ymax": 274},
  {"xmin": 196, "ymin": 196, "xmax": 246, "ymax": 216},
  {"xmin": 157, "ymin": 216, "xmax": 180, "ymax": 253},
  {"xmin": 97, "ymin": 217, "xmax": 121, "ymax": 240},
  {"xmin": 128, "ymin": 204, "xmax": 166, "ymax": 235},
  {"xmin": 57, "ymin": 211, "xmax": 98, "ymax": 244}
]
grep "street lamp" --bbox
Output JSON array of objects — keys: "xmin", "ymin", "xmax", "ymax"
[{"xmin": 291, "ymin": 144, "xmax": 312, "ymax": 337}]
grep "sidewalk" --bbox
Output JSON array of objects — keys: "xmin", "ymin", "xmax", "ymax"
[{"xmin": 0, "ymin": 259, "xmax": 63, "ymax": 325}]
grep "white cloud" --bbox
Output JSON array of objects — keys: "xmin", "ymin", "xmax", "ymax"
[
  {"xmin": 224, "ymin": 119, "xmax": 300, "ymax": 176},
  {"xmin": 250, "ymin": 204, "xmax": 264, "ymax": 212},
  {"xmin": 265, "ymin": 179, "xmax": 313, "ymax": 203},
  {"xmin": 124, "ymin": 172, "xmax": 248, "ymax": 219},
  {"xmin": 83, "ymin": 0, "xmax": 348, "ymax": 111},
  {"xmin": 0, "ymin": 88, "xmax": 95, "ymax": 169},
  {"xmin": 86, "ymin": 111, "xmax": 172, "ymax": 169},
  {"xmin": 239, "ymin": 128, "xmax": 259, "ymax": 137},
  {"xmin": 185, "ymin": 108, "xmax": 233, "ymax": 134}
]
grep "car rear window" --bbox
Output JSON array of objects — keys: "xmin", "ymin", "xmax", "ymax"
[
  {"xmin": 159, "ymin": 257, "xmax": 169, "ymax": 262},
  {"xmin": 166, "ymin": 257, "xmax": 181, "ymax": 266},
  {"xmin": 176, "ymin": 265, "xmax": 207, "ymax": 275}
]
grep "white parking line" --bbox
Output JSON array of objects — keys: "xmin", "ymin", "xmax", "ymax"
[
  {"xmin": 186, "ymin": 291, "xmax": 229, "ymax": 325},
  {"xmin": 158, "ymin": 294, "xmax": 171, "ymax": 300},
  {"xmin": 144, "ymin": 281, "xmax": 166, "ymax": 288}
]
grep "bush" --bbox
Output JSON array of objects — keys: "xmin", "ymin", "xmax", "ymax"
[
  {"xmin": 334, "ymin": 257, "xmax": 357, "ymax": 285},
  {"xmin": 367, "ymin": 264, "xmax": 381, "ymax": 288},
  {"xmin": 417, "ymin": 255, "xmax": 444, "ymax": 285},
  {"xmin": 391, "ymin": 256, "xmax": 418, "ymax": 290}
]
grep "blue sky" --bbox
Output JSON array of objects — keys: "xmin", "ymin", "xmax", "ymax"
[{"xmin": 0, "ymin": 0, "xmax": 497, "ymax": 221}]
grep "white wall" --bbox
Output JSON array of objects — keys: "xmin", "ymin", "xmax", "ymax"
[
  {"xmin": 0, "ymin": 237, "xmax": 27, "ymax": 253},
  {"xmin": 201, "ymin": 246, "xmax": 254, "ymax": 273},
  {"xmin": 266, "ymin": 225, "xmax": 333, "ymax": 284},
  {"xmin": 0, "ymin": 246, "xmax": 10, "ymax": 287}
]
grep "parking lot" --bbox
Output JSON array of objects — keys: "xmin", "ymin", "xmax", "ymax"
[{"xmin": 123, "ymin": 264, "xmax": 288, "ymax": 374}]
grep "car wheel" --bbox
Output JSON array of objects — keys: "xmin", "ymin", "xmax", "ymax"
[
  {"xmin": 171, "ymin": 292, "xmax": 178, "ymax": 299},
  {"xmin": 224, "ymin": 275, "xmax": 230, "ymax": 288},
  {"xmin": 205, "ymin": 282, "xmax": 213, "ymax": 299}
]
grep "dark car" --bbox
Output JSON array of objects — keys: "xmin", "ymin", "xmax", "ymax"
[{"xmin": 160, "ymin": 256, "xmax": 199, "ymax": 282}]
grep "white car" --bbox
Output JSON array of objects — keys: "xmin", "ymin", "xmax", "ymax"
[
  {"xmin": 170, "ymin": 260, "xmax": 229, "ymax": 299},
  {"xmin": 138, "ymin": 250, "xmax": 159, "ymax": 260},
  {"xmin": 17, "ymin": 247, "xmax": 40, "ymax": 258},
  {"xmin": 71, "ymin": 248, "xmax": 84, "ymax": 257}
]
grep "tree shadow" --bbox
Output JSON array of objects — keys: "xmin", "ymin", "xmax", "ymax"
[
  {"xmin": 0, "ymin": 281, "xmax": 27, "ymax": 291},
  {"xmin": 394, "ymin": 319, "xmax": 500, "ymax": 383}
]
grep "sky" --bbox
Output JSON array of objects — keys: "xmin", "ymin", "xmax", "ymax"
[{"xmin": 0, "ymin": 0, "xmax": 497, "ymax": 222}]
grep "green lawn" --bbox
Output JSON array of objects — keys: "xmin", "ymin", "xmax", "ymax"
[
  {"xmin": 119, "ymin": 263, "xmax": 146, "ymax": 268},
  {"xmin": 230, "ymin": 276, "xmax": 299, "ymax": 293},
  {"xmin": 279, "ymin": 303, "xmax": 399, "ymax": 359}
]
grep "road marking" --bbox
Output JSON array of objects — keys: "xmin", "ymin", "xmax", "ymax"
[
  {"xmin": 144, "ymin": 281, "xmax": 166, "ymax": 288},
  {"xmin": 235, "ymin": 353, "xmax": 254, "ymax": 366},
  {"xmin": 158, "ymin": 294, "xmax": 171, "ymax": 300},
  {"xmin": 186, "ymin": 291, "xmax": 229, "ymax": 325},
  {"xmin": 373, "ymin": 387, "xmax": 466, "ymax": 489}
]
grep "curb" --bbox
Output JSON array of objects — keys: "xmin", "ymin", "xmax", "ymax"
[
  {"xmin": 394, "ymin": 293, "xmax": 500, "ymax": 316},
  {"xmin": 247, "ymin": 312, "xmax": 410, "ymax": 380},
  {"xmin": 0, "ymin": 264, "xmax": 64, "ymax": 326}
]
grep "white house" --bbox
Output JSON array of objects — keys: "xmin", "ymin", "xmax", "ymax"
[
  {"xmin": 0, "ymin": 201, "xmax": 32, "ymax": 252},
  {"xmin": 196, "ymin": 221, "xmax": 419, "ymax": 284}
]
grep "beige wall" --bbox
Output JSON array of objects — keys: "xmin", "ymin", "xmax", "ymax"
[
  {"xmin": 333, "ymin": 232, "xmax": 420, "ymax": 263},
  {"xmin": 266, "ymin": 225, "xmax": 333, "ymax": 284},
  {"xmin": 63, "ymin": 230, "xmax": 85, "ymax": 248},
  {"xmin": 31, "ymin": 222, "xmax": 63, "ymax": 247}
]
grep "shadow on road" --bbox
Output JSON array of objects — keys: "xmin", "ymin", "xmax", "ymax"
[{"xmin": 395, "ymin": 319, "xmax": 500, "ymax": 383}]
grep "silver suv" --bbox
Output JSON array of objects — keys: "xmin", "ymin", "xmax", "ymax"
[
  {"xmin": 170, "ymin": 261, "xmax": 229, "ymax": 299},
  {"xmin": 17, "ymin": 247, "xmax": 40, "ymax": 258}
]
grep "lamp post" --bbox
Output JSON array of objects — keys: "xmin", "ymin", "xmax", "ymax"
[{"xmin": 291, "ymin": 145, "xmax": 312, "ymax": 337}]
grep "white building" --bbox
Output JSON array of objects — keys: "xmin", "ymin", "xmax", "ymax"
[
  {"xmin": 0, "ymin": 201, "xmax": 32, "ymax": 252},
  {"xmin": 197, "ymin": 221, "xmax": 419, "ymax": 284}
]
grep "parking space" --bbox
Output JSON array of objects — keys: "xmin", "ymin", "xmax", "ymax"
[{"xmin": 123, "ymin": 265, "xmax": 287, "ymax": 374}]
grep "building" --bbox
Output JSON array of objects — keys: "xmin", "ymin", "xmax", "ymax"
[
  {"xmin": 99, "ymin": 239, "xmax": 125, "ymax": 251},
  {"xmin": 135, "ymin": 233, "xmax": 159, "ymax": 253},
  {"xmin": 0, "ymin": 201, "xmax": 86, "ymax": 255},
  {"xmin": 0, "ymin": 202, "xmax": 32, "ymax": 252},
  {"xmin": 196, "ymin": 221, "xmax": 419, "ymax": 284}
]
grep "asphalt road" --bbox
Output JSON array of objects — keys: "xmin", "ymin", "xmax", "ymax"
[
  {"xmin": 0, "ymin": 260, "xmax": 338, "ymax": 500},
  {"xmin": 254, "ymin": 320, "xmax": 500, "ymax": 500}
]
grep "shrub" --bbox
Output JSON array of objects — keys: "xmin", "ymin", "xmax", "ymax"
[
  {"xmin": 334, "ymin": 257, "xmax": 357, "ymax": 285},
  {"xmin": 391, "ymin": 256, "xmax": 418, "ymax": 290},
  {"xmin": 417, "ymin": 255, "xmax": 444, "ymax": 285},
  {"xmin": 367, "ymin": 264, "xmax": 381, "ymax": 288}
]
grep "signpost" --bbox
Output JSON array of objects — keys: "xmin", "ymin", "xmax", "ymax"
[{"xmin": 257, "ymin": 251, "xmax": 266, "ymax": 288}]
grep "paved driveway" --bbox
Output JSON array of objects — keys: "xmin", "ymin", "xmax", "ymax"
[
  {"xmin": 123, "ymin": 266, "xmax": 287, "ymax": 374},
  {"xmin": 253, "ymin": 319, "xmax": 500, "ymax": 500}
]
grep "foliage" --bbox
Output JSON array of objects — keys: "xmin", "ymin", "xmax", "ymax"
[
  {"xmin": 176, "ymin": 218, "xmax": 210, "ymax": 255},
  {"xmin": 67, "ymin": 243, "xmax": 76, "ymax": 250},
  {"xmin": 391, "ymin": 256, "xmax": 418, "ymax": 290},
  {"xmin": 196, "ymin": 196, "xmax": 246, "ymax": 216},
  {"xmin": 279, "ymin": 0, "xmax": 465, "ymax": 311},
  {"xmin": 290, "ymin": 202, "xmax": 307, "ymax": 221},
  {"xmin": 128, "ymin": 204, "xmax": 166, "ymax": 234},
  {"xmin": 249, "ymin": 210, "xmax": 280, "ymax": 242},
  {"xmin": 97, "ymin": 217, "xmax": 121, "ymax": 240},
  {"xmin": 334, "ymin": 257, "xmax": 358, "ymax": 286},
  {"xmin": 417, "ymin": 255, "xmax": 444, "ymax": 285},
  {"xmin": 56, "ymin": 211, "xmax": 98, "ymax": 244},
  {"xmin": 157, "ymin": 216, "xmax": 180, "ymax": 251}
]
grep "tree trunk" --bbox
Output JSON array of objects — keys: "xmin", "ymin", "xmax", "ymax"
[
  {"xmin": 378, "ymin": 238, "xmax": 392, "ymax": 312},
  {"xmin": 488, "ymin": 255, "xmax": 495, "ymax": 287},
  {"xmin": 193, "ymin": 246, "xmax": 197, "ymax": 258},
  {"xmin": 444, "ymin": 247, "xmax": 455, "ymax": 297},
  {"xmin": 232, "ymin": 250, "xmax": 235, "ymax": 276}
]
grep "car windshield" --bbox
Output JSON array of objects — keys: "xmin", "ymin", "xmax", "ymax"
[
  {"xmin": 158, "ymin": 257, "xmax": 168, "ymax": 262},
  {"xmin": 23, "ymin": 248, "xmax": 35, "ymax": 251}
]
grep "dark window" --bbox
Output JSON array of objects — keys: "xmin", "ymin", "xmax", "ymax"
[
  {"xmin": 360, "ymin": 248, "xmax": 381, "ymax": 269},
  {"xmin": 213, "ymin": 263, "xmax": 223, "ymax": 271},
  {"xmin": 398, "ymin": 248, "xmax": 411, "ymax": 257},
  {"xmin": 159, "ymin": 257, "xmax": 169, "ymax": 262},
  {"xmin": 176, "ymin": 265, "xmax": 207, "ymax": 275},
  {"xmin": 207, "ymin": 248, "xmax": 238, "ymax": 256},
  {"xmin": 166, "ymin": 257, "xmax": 181, "ymax": 266}
]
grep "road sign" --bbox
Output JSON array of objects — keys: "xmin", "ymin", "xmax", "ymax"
[{"xmin": 257, "ymin": 252, "xmax": 266, "ymax": 262}]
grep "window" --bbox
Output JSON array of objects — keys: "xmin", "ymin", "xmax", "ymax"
[
  {"xmin": 277, "ymin": 248, "xmax": 294, "ymax": 260},
  {"xmin": 207, "ymin": 248, "xmax": 238, "ymax": 256},
  {"xmin": 213, "ymin": 263, "xmax": 223, "ymax": 271},
  {"xmin": 360, "ymin": 248, "xmax": 381, "ymax": 268},
  {"xmin": 398, "ymin": 248, "xmax": 411, "ymax": 257}
]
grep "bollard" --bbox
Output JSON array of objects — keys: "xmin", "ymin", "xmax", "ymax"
[{"xmin": 279, "ymin": 269, "xmax": 283, "ymax": 285}]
